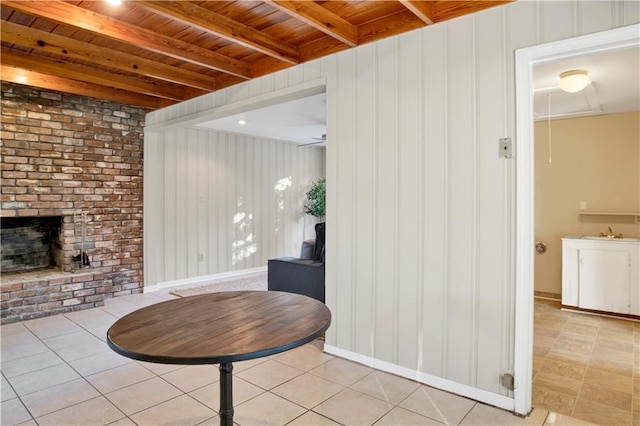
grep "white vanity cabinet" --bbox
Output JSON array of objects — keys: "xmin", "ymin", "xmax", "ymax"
[{"xmin": 562, "ymin": 236, "xmax": 640, "ymax": 316}]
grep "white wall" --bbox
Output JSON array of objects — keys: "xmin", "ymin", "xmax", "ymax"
[
  {"xmin": 145, "ymin": 0, "xmax": 639, "ymax": 404},
  {"xmin": 144, "ymin": 129, "xmax": 324, "ymax": 286}
]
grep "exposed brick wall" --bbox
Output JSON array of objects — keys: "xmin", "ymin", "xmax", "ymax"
[
  {"xmin": 1, "ymin": 82, "xmax": 145, "ymax": 322},
  {"xmin": 1, "ymin": 270, "xmax": 106, "ymax": 323}
]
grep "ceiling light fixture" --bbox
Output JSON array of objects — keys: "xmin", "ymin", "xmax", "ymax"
[
  {"xmin": 559, "ymin": 70, "xmax": 590, "ymax": 93},
  {"xmin": 105, "ymin": 0, "xmax": 122, "ymax": 5},
  {"xmin": 237, "ymin": 119, "xmax": 246, "ymax": 125}
]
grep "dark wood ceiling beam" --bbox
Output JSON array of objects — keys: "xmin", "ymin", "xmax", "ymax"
[
  {"xmin": 0, "ymin": 48, "xmax": 202, "ymax": 102},
  {"xmin": 358, "ymin": 9, "xmax": 425, "ymax": 45},
  {"xmin": 266, "ymin": 1, "xmax": 358, "ymax": 47},
  {"xmin": 399, "ymin": 0, "xmax": 435, "ymax": 25},
  {"xmin": 250, "ymin": 57, "xmax": 293, "ymax": 80},
  {"xmin": 251, "ymin": 35, "xmax": 347, "ymax": 78},
  {"xmin": 137, "ymin": 1, "xmax": 299, "ymax": 65},
  {"xmin": 1, "ymin": 65, "xmax": 173, "ymax": 109},
  {"xmin": 214, "ymin": 74, "xmax": 256, "ymax": 92},
  {"xmin": 433, "ymin": 1, "xmax": 514, "ymax": 21},
  {"xmin": 1, "ymin": 21, "xmax": 218, "ymax": 92},
  {"xmin": 2, "ymin": 0, "xmax": 251, "ymax": 79}
]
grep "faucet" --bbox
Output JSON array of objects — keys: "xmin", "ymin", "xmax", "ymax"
[{"xmin": 600, "ymin": 227, "xmax": 623, "ymax": 239}]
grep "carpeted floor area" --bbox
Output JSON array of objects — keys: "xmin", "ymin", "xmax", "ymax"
[{"xmin": 169, "ymin": 272, "xmax": 267, "ymax": 298}]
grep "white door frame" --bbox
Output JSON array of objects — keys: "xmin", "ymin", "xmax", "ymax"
[{"xmin": 513, "ymin": 23, "xmax": 640, "ymax": 415}]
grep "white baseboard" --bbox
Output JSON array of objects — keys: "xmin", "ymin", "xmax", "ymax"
[
  {"xmin": 323, "ymin": 345, "xmax": 515, "ymax": 412},
  {"xmin": 145, "ymin": 266, "xmax": 267, "ymax": 293}
]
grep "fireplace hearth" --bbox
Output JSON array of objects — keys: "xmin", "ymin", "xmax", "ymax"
[{"xmin": 0, "ymin": 214, "xmax": 105, "ymax": 324}]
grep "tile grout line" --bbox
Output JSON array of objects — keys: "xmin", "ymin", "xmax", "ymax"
[
  {"xmin": 32, "ymin": 320, "xmax": 130, "ymax": 423},
  {"xmin": 285, "ymin": 409, "xmax": 346, "ymax": 426},
  {"xmin": 235, "ymin": 351, "xmax": 432, "ymax": 425},
  {"xmin": 570, "ymin": 316, "xmax": 600, "ymax": 419},
  {"xmin": 236, "ymin": 351, "xmax": 343, "ymax": 422},
  {"xmin": 456, "ymin": 402, "xmax": 477, "ymax": 425},
  {"xmin": 1, "ymin": 369, "xmax": 38, "ymax": 425},
  {"xmin": 20, "ymin": 307, "xmax": 176, "ymax": 422}
]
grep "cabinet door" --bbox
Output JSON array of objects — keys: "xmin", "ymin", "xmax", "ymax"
[{"xmin": 578, "ymin": 249, "xmax": 631, "ymax": 314}]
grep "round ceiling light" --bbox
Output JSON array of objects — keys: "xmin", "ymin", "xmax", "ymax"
[{"xmin": 559, "ymin": 70, "xmax": 590, "ymax": 93}]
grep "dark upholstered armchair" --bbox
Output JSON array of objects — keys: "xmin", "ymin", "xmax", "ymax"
[{"xmin": 267, "ymin": 223, "xmax": 325, "ymax": 303}]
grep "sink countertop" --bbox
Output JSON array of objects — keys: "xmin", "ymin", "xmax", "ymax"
[{"xmin": 562, "ymin": 235, "xmax": 640, "ymax": 242}]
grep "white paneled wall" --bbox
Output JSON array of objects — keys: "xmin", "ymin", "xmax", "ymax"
[
  {"xmin": 145, "ymin": 0, "xmax": 639, "ymax": 403},
  {"xmin": 144, "ymin": 129, "xmax": 324, "ymax": 286}
]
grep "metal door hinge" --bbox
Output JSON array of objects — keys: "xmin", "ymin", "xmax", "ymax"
[
  {"xmin": 500, "ymin": 373, "xmax": 515, "ymax": 390},
  {"xmin": 499, "ymin": 138, "xmax": 513, "ymax": 158}
]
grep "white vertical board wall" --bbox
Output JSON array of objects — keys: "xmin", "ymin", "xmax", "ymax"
[
  {"xmin": 144, "ymin": 129, "xmax": 324, "ymax": 286},
  {"xmin": 145, "ymin": 0, "xmax": 639, "ymax": 396}
]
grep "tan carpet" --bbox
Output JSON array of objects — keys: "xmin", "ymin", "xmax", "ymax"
[{"xmin": 170, "ymin": 272, "xmax": 267, "ymax": 298}]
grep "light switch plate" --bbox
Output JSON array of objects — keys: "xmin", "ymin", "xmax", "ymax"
[{"xmin": 498, "ymin": 138, "xmax": 513, "ymax": 158}]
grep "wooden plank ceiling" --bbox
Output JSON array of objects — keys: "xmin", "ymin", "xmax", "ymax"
[{"xmin": 1, "ymin": 0, "xmax": 512, "ymax": 109}]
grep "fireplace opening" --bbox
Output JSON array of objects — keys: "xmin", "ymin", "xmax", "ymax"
[{"xmin": 1, "ymin": 216, "xmax": 64, "ymax": 274}]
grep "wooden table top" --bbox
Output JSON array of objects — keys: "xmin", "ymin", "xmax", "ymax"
[{"xmin": 106, "ymin": 291, "xmax": 331, "ymax": 364}]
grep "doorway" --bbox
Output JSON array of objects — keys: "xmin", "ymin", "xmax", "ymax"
[
  {"xmin": 142, "ymin": 79, "xmax": 328, "ymax": 288},
  {"xmin": 529, "ymin": 43, "xmax": 640, "ymax": 422},
  {"xmin": 513, "ymin": 24, "xmax": 640, "ymax": 415}
]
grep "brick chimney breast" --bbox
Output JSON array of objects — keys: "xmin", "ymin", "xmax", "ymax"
[{"xmin": 1, "ymin": 82, "xmax": 145, "ymax": 324}]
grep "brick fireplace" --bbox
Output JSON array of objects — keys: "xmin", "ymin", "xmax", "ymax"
[{"xmin": 1, "ymin": 82, "xmax": 145, "ymax": 324}]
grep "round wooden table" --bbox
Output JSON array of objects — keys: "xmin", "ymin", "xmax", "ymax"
[{"xmin": 106, "ymin": 291, "xmax": 331, "ymax": 426}]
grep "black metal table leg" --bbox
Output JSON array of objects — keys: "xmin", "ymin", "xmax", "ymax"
[{"xmin": 219, "ymin": 362, "xmax": 233, "ymax": 426}]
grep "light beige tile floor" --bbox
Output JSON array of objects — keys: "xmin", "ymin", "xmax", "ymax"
[
  {"xmin": 533, "ymin": 298, "xmax": 640, "ymax": 426},
  {"xmin": 0, "ymin": 290, "xmax": 607, "ymax": 425}
]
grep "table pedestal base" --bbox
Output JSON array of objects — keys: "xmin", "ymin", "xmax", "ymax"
[{"xmin": 219, "ymin": 362, "xmax": 233, "ymax": 426}]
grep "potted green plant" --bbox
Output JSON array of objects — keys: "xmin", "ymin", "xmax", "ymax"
[
  {"xmin": 303, "ymin": 177, "xmax": 326, "ymax": 262},
  {"xmin": 303, "ymin": 177, "xmax": 325, "ymax": 220}
]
